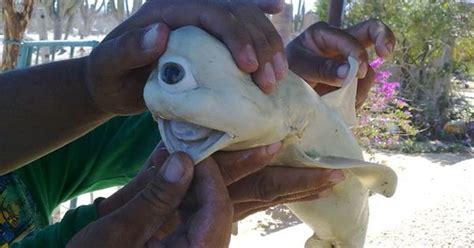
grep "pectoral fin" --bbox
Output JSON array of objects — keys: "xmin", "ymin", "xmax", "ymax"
[{"xmin": 277, "ymin": 142, "xmax": 397, "ymax": 197}]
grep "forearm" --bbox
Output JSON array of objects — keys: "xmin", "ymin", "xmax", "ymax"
[{"xmin": 0, "ymin": 57, "xmax": 112, "ymax": 174}]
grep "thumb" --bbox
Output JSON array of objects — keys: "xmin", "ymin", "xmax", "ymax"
[
  {"xmin": 90, "ymin": 23, "xmax": 169, "ymax": 75},
  {"xmin": 113, "ymin": 152, "xmax": 194, "ymax": 245},
  {"xmin": 286, "ymin": 39, "xmax": 348, "ymax": 87}
]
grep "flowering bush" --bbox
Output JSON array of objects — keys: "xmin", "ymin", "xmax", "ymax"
[{"xmin": 355, "ymin": 58, "xmax": 418, "ymax": 150}]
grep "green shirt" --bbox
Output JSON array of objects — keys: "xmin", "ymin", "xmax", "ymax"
[{"xmin": 5, "ymin": 112, "xmax": 159, "ymax": 247}]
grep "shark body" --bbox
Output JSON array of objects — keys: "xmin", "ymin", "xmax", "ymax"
[{"xmin": 144, "ymin": 26, "xmax": 397, "ymax": 248}]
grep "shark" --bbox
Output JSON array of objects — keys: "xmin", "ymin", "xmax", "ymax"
[{"xmin": 143, "ymin": 26, "xmax": 397, "ymax": 248}]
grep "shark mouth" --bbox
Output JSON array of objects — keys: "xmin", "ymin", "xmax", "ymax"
[{"xmin": 158, "ymin": 118, "xmax": 234, "ymax": 164}]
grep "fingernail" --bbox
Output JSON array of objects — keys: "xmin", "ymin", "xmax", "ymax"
[
  {"xmin": 266, "ymin": 142, "xmax": 282, "ymax": 155},
  {"xmin": 358, "ymin": 62, "xmax": 368, "ymax": 78},
  {"xmin": 328, "ymin": 170, "xmax": 345, "ymax": 182},
  {"xmin": 142, "ymin": 24, "xmax": 159, "ymax": 50},
  {"xmin": 337, "ymin": 64, "xmax": 349, "ymax": 79},
  {"xmin": 160, "ymin": 154, "xmax": 185, "ymax": 183},
  {"xmin": 244, "ymin": 44, "xmax": 259, "ymax": 67},
  {"xmin": 386, "ymin": 43, "xmax": 394, "ymax": 53},
  {"xmin": 272, "ymin": 52, "xmax": 287, "ymax": 80},
  {"xmin": 263, "ymin": 62, "xmax": 277, "ymax": 86}
]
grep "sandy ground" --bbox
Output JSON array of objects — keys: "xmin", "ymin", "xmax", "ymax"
[{"xmin": 230, "ymin": 152, "xmax": 474, "ymax": 248}]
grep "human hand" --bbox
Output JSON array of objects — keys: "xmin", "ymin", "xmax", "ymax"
[
  {"xmin": 211, "ymin": 144, "xmax": 345, "ymax": 221},
  {"xmin": 84, "ymin": 0, "xmax": 287, "ymax": 115},
  {"xmin": 67, "ymin": 152, "xmax": 233, "ymax": 248},
  {"xmin": 93, "ymin": 142, "xmax": 343, "ymax": 244},
  {"xmin": 286, "ymin": 19, "xmax": 396, "ymax": 108}
]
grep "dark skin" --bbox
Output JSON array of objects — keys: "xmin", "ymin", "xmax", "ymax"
[
  {"xmin": 69, "ymin": 143, "xmax": 343, "ymax": 247},
  {"xmin": 67, "ymin": 152, "xmax": 233, "ymax": 248},
  {"xmin": 0, "ymin": 0, "xmax": 287, "ymax": 174},
  {"xmin": 286, "ymin": 19, "xmax": 396, "ymax": 108}
]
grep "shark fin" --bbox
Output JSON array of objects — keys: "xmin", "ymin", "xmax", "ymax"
[
  {"xmin": 277, "ymin": 142, "xmax": 397, "ymax": 198},
  {"xmin": 321, "ymin": 56, "xmax": 359, "ymax": 127}
]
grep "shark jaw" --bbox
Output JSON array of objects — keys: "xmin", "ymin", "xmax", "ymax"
[{"xmin": 158, "ymin": 118, "xmax": 234, "ymax": 164}]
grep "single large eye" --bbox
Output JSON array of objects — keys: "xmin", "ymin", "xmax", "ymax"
[
  {"xmin": 160, "ymin": 62, "xmax": 185, "ymax": 85},
  {"xmin": 157, "ymin": 57, "xmax": 198, "ymax": 93}
]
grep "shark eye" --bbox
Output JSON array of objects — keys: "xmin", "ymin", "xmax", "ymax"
[
  {"xmin": 157, "ymin": 58, "xmax": 198, "ymax": 93},
  {"xmin": 160, "ymin": 62, "xmax": 185, "ymax": 85}
]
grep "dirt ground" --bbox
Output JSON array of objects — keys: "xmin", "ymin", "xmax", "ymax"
[{"xmin": 230, "ymin": 152, "xmax": 474, "ymax": 248}]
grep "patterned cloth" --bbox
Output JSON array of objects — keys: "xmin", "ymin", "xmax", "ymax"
[{"xmin": 0, "ymin": 174, "xmax": 36, "ymax": 246}]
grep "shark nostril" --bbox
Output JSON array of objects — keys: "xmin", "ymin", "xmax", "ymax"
[{"xmin": 160, "ymin": 62, "xmax": 185, "ymax": 85}]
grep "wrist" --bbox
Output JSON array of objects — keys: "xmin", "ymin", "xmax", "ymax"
[{"xmin": 80, "ymin": 56, "xmax": 115, "ymax": 119}]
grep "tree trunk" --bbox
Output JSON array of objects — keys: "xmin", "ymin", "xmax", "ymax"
[
  {"xmin": 270, "ymin": 3, "xmax": 293, "ymax": 45},
  {"xmin": 131, "ymin": 0, "xmax": 142, "ymax": 14},
  {"xmin": 80, "ymin": 0, "xmax": 103, "ymax": 39},
  {"xmin": 2, "ymin": 0, "xmax": 35, "ymax": 71},
  {"xmin": 328, "ymin": 0, "xmax": 344, "ymax": 27},
  {"xmin": 115, "ymin": 0, "xmax": 124, "ymax": 21},
  {"xmin": 124, "ymin": 0, "xmax": 129, "ymax": 17},
  {"xmin": 80, "ymin": 17, "xmax": 91, "ymax": 39},
  {"xmin": 52, "ymin": 13, "xmax": 62, "ymax": 40},
  {"xmin": 37, "ymin": 7, "xmax": 50, "ymax": 63},
  {"xmin": 63, "ymin": 13, "xmax": 74, "ymax": 40}
]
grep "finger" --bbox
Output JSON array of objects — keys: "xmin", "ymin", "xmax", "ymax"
[
  {"xmin": 213, "ymin": 142, "xmax": 281, "ymax": 185},
  {"xmin": 286, "ymin": 40, "xmax": 348, "ymax": 87},
  {"xmin": 228, "ymin": 3, "xmax": 286, "ymax": 92},
  {"xmin": 106, "ymin": 1, "xmax": 258, "ymax": 74},
  {"xmin": 104, "ymin": 1, "xmax": 286, "ymax": 94},
  {"xmin": 345, "ymin": 18, "xmax": 396, "ymax": 58},
  {"xmin": 289, "ymin": 22, "xmax": 369, "ymax": 80},
  {"xmin": 91, "ymin": 23, "xmax": 169, "ymax": 77},
  {"xmin": 142, "ymin": 1, "xmax": 260, "ymax": 74},
  {"xmin": 235, "ymin": 3, "xmax": 287, "ymax": 81},
  {"xmin": 228, "ymin": 167, "xmax": 344, "ymax": 203},
  {"xmin": 233, "ymin": 187, "xmax": 332, "ymax": 221},
  {"xmin": 97, "ymin": 146, "xmax": 169, "ymax": 217},
  {"xmin": 179, "ymin": 157, "xmax": 233, "ymax": 247},
  {"xmin": 141, "ymin": 142, "xmax": 169, "ymax": 172},
  {"xmin": 112, "ymin": 152, "xmax": 194, "ymax": 244}
]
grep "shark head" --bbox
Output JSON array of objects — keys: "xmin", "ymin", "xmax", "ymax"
[{"xmin": 144, "ymin": 26, "xmax": 281, "ymax": 163}]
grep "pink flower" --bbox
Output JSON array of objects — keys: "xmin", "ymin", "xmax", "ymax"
[{"xmin": 370, "ymin": 57, "xmax": 384, "ymax": 70}]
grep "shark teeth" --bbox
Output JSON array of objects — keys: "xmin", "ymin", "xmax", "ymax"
[{"xmin": 158, "ymin": 118, "xmax": 234, "ymax": 164}]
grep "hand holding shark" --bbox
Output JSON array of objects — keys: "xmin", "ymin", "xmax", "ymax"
[{"xmin": 144, "ymin": 26, "xmax": 397, "ymax": 248}]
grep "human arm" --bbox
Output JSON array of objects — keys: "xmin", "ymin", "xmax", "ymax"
[
  {"xmin": 0, "ymin": 57, "xmax": 112, "ymax": 174},
  {"xmin": 0, "ymin": 0, "xmax": 287, "ymax": 174}
]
